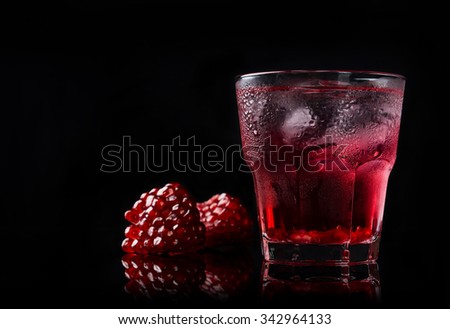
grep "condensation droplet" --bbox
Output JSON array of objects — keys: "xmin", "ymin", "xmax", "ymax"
[{"xmin": 373, "ymin": 144, "xmax": 383, "ymax": 158}]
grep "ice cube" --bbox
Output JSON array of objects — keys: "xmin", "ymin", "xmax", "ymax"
[{"xmin": 280, "ymin": 106, "xmax": 312, "ymax": 142}]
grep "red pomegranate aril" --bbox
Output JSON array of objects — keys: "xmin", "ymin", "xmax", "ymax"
[
  {"xmin": 124, "ymin": 210, "xmax": 139, "ymax": 225},
  {"xmin": 125, "ymin": 225, "xmax": 143, "ymax": 239},
  {"xmin": 122, "ymin": 238, "xmax": 140, "ymax": 253}
]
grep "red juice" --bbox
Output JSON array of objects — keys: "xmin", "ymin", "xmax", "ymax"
[{"xmin": 236, "ymin": 72, "xmax": 404, "ymax": 263}]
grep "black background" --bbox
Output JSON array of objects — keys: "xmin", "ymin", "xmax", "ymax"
[{"xmin": 1, "ymin": 1, "xmax": 448, "ymax": 308}]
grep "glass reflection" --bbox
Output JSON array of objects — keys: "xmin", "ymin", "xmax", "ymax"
[{"xmin": 260, "ymin": 262, "xmax": 381, "ymax": 307}]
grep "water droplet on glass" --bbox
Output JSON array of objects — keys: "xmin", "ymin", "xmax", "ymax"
[{"xmin": 373, "ymin": 144, "xmax": 383, "ymax": 158}]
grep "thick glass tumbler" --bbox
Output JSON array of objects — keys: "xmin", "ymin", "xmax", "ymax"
[{"xmin": 235, "ymin": 70, "xmax": 405, "ymax": 263}]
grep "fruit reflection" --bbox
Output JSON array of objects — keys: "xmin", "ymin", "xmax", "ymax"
[
  {"xmin": 121, "ymin": 249, "xmax": 254, "ymax": 305},
  {"xmin": 200, "ymin": 251, "xmax": 253, "ymax": 302},
  {"xmin": 121, "ymin": 253, "xmax": 205, "ymax": 304}
]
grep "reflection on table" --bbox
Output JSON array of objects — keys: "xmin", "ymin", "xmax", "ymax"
[
  {"xmin": 261, "ymin": 262, "xmax": 381, "ymax": 307},
  {"xmin": 121, "ymin": 248, "xmax": 381, "ymax": 307},
  {"xmin": 121, "ymin": 249, "xmax": 255, "ymax": 306}
]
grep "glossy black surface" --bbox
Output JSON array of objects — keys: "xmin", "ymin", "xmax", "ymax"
[{"xmin": 1, "ymin": 2, "xmax": 447, "ymax": 308}]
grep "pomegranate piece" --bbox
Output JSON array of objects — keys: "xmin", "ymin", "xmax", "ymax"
[
  {"xmin": 122, "ymin": 182, "xmax": 205, "ymax": 254},
  {"xmin": 197, "ymin": 193, "xmax": 253, "ymax": 248}
]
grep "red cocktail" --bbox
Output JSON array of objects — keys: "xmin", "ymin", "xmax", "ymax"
[{"xmin": 235, "ymin": 70, "xmax": 405, "ymax": 263}]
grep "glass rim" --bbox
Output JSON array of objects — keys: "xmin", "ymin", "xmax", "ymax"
[{"xmin": 236, "ymin": 69, "xmax": 406, "ymax": 81}]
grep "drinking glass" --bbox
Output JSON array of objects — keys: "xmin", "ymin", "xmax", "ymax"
[{"xmin": 235, "ymin": 70, "xmax": 405, "ymax": 263}]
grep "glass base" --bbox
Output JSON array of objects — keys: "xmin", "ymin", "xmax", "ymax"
[
  {"xmin": 264, "ymin": 240, "xmax": 350, "ymax": 264},
  {"xmin": 264, "ymin": 238, "xmax": 381, "ymax": 264},
  {"xmin": 349, "ymin": 238, "xmax": 380, "ymax": 263}
]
